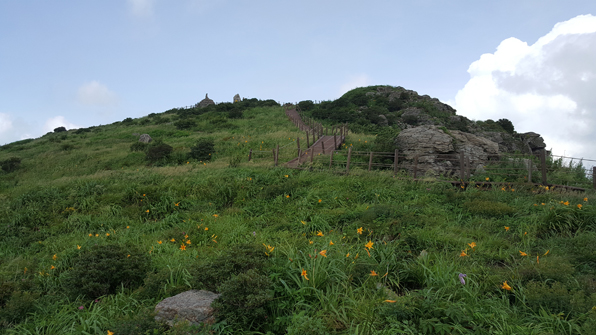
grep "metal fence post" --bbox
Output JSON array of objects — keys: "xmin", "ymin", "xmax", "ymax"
[{"xmin": 540, "ymin": 150, "xmax": 547, "ymax": 185}]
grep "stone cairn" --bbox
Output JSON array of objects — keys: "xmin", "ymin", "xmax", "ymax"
[{"xmin": 198, "ymin": 94, "xmax": 215, "ymax": 108}]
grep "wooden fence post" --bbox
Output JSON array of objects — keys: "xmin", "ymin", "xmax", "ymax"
[
  {"xmin": 272, "ymin": 148, "xmax": 276, "ymax": 165},
  {"xmin": 310, "ymin": 147, "xmax": 314, "ymax": 163},
  {"xmin": 459, "ymin": 152, "xmax": 465, "ymax": 181},
  {"xmin": 306, "ymin": 131, "xmax": 310, "ymax": 148},
  {"xmin": 321, "ymin": 139, "xmax": 325, "ymax": 154},
  {"xmin": 414, "ymin": 155, "xmax": 419, "ymax": 179},
  {"xmin": 368, "ymin": 152, "xmax": 373, "ymax": 171},
  {"xmin": 248, "ymin": 149, "xmax": 252, "ymax": 162},
  {"xmin": 346, "ymin": 147, "xmax": 352, "ymax": 174},
  {"xmin": 297, "ymin": 149, "xmax": 302, "ymax": 164},
  {"xmin": 275, "ymin": 145, "xmax": 279, "ymax": 167},
  {"xmin": 540, "ymin": 150, "xmax": 547, "ymax": 185},
  {"xmin": 329, "ymin": 150, "xmax": 334, "ymax": 169},
  {"xmin": 394, "ymin": 149, "xmax": 399, "ymax": 176},
  {"xmin": 334, "ymin": 131, "xmax": 337, "ymax": 149}
]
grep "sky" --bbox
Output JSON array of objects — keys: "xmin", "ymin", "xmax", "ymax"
[{"xmin": 1, "ymin": 0, "xmax": 595, "ymax": 165}]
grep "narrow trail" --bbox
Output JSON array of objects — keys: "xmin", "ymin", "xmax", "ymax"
[{"xmin": 284, "ymin": 107, "xmax": 345, "ymax": 168}]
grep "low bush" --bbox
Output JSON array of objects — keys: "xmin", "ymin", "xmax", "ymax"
[
  {"xmin": 286, "ymin": 311, "xmax": 328, "ymax": 335},
  {"xmin": 54, "ymin": 126, "xmax": 67, "ymax": 133},
  {"xmin": 108, "ymin": 308, "xmax": 168, "ymax": 335},
  {"xmin": 194, "ymin": 244, "xmax": 267, "ymax": 292},
  {"xmin": 212, "ymin": 269, "xmax": 273, "ymax": 332},
  {"xmin": 130, "ymin": 142, "xmax": 148, "ymax": 152},
  {"xmin": 174, "ymin": 119, "xmax": 197, "ymax": 130},
  {"xmin": 146, "ymin": 143, "xmax": 173, "ymax": 163},
  {"xmin": 188, "ymin": 138, "xmax": 215, "ymax": 161},
  {"xmin": 64, "ymin": 244, "xmax": 151, "ymax": 300},
  {"xmin": 0, "ymin": 290, "xmax": 39, "ymax": 326},
  {"xmin": 0, "ymin": 157, "xmax": 21, "ymax": 172}
]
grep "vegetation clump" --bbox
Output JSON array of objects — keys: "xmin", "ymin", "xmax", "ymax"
[
  {"xmin": 64, "ymin": 244, "xmax": 150, "ymax": 300},
  {"xmin": 189, "ymin": 138, "xmax": 215, "ymax": 161}
]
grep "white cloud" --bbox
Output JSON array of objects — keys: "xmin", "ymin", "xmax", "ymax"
[
  {"xmin": 128, "ymin": 0, "xmax": 155, "ymax": 17},
  {"xmin": 77, "ymin": 81, "xmax": 118, "ymax": 106},
  {"xmin": 0, "ymin": 113, "xmax": 13, "ymax": 134},
  {"xmin": 43, "ymin": 116, "xmax": 81, "ymax": 134},
  {"xmin": 453, "ymin": 14, "xmax": 596, "ymax": 161},
  {"xmin": 338, "ymin": 74, "xmax": 372, "ymax": 98}
]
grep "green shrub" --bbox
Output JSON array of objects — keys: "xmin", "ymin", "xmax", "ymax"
[
  {"xmin": 286, "ymin": 311, "xmax": 329, "ymax": 335},
  {"xmin": 194, "ymin": 244, "xmax": 267, "ymax": 292},
  {"xmin": 227, "ymin": 108, "xmax": 243, "ymax": 119},
  {"xmin": 122, "ymin": 117, "xmax": 135, "ymax": 125},
  {"xmin": 152, "ymin": 115, "xmax": 168, "ymax": 124},
  {"xmin": 188, "ymin": 138, "xmax": 215, "ymax": 161},
  {"xmin": 228, "ymin": 155, "xmax": 241, "ymax": 168},
  {"xmin": 108, "ymin": 308, "xmax": 168, "ymax": 335},
  {"xmin": 463, "ymin": 200, "xmax": 516, "ymax": 217},
  {"xmin": 139, "ymin": 118, "xmax": 151, "ymax": 125},
  {"xmin": 64, "ymin": 244, "xmax": 150, "ymax": 300},
  {"xmin": 298, "ymin": 100, "xmax": 315, "ymax": 111},
  {"xmin": 1, "ymin": 157, "xmax": 21, "ymax": 172},
  {"xmin": 130, "ymin": 142, "xmax": 148, "ymax": 152},
  {"xmin": 212, "ymin": 269, "xmax": 273, "ymax": 331},
  {"xmin": 53, "ymin": 126, "xmax": 67, "ymax": 133},
  {"xmin": 174, "ymin": 119, "xmax": 197, "ymax": 130},
  {"xmin": 60, "ymin": 143, "xmax": 75, "ymax": 151},
  {"xmin": 497, "ymin": 118, "xmax": 515, "ymax": 134},
  {"xmin": 0, "ymin": 290, "xmax": 38, "ymax": 326},
  {"xmin": 146, "ymin": 143, "xmax": 173, "ymax": 163}
]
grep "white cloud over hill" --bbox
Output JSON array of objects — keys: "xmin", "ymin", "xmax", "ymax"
[{"xmin": 452, "ymin": 14, "xmax": 596, "ymax": 162}]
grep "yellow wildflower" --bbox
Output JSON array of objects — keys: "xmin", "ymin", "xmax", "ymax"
[
  {"xmin": 365, "ymin": 241, "xmax": 374, "ymax": 250},
  {"xmin": 357, "ymin": 227, "xmax": 363, "ymax": 234},
  {"xmin": 317, "ymin": 231, "xmax": 324, "ymax": 237}
]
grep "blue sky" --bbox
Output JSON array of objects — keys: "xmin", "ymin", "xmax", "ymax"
[{"xmin": 1, "ymin": 0, "xmax": 595, "ymax": 163}]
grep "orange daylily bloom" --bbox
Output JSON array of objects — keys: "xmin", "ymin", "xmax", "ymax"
[
  {"xmin": 468, "ymin": 242, "xmax": 476, "ymax": 249},
  {"xmin": 519, "ymin": 251, "xmax": 528, "ymax": 256},
  {"xmin": 158, "ymin": 241, "xmax": 162, "ymax": 244},
  {"xmin": 329, "ymin": 240, "xmax": 334, "ymax": 246},
  {"xmin": 180, "ymin": 244, "xmax": 186, "ymax": 250},
  {"xmin": 317, "ymin": 231, "xmax": 324, "ymax": 237},
  {"xmin": 577, "ymin": 204, "xmax": 583, "ymax": 209},
  {"xmin": 504, "ymin": 226, "xmax": 510, "ymax": 231},
  {"xmin": 170, "ymin": 238, "xmax": 175, "ymax": 242},
  {"xmin": 319, "ymin": 250, "xmax": 327, "ymax": 258},
  {"xmin": 544, "ymin": 250, "xmax": 550, "ymax": 256},
  {"xmin": 301, "ymin": 269, "xmax": 309, "ymax": 280},
  {"xmin": 384, "ymin": 300, "xmax": 396, "ymax": 303},
  {"xmin": 370, "ymin": 270, "xmax": 378, "ymax": 276},
  {"xmin": 460, "ymin": 250, "xmax": 468, "ymax": 257},
  {"xmin": 501, "ymin": 281, "xmax": 512, "ymax": 291},
  {"xmin": 53, "ymin": 254, "xmax": 57, "ymax": 261},
  {"xmin": 365, "ymin": 241, "xmax": 374, "ymax": 250},
  {"xmin": 564, "ymin": 201, "xmax": 569, "ymax": 206},
  {"xmin": 357, "ymin": 227, "xmax": 363, "ymax": 235}
]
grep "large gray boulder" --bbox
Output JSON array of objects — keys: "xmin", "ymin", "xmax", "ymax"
[
  {"xmin": 395, "ymin": 125, "xmax": 499, "ymax": 176},
  {"xmin": 233, "ymin": 94, "xmax": 241, "ymax": 103},
  {"xmin": 155, "ymin": 290, "xmax": 220, "ymax": 326},
  {"xmin": 139, "ymin": 134, "xmax": 152, "ymax": 143}
]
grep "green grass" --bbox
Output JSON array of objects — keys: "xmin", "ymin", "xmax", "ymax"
[{"xmin": 1, "ymin": 105, "xmax": 596, "ymax": 334}]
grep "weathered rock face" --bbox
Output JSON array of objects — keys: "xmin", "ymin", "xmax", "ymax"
[
  {"xmin": 233, "ymin": 94, "xmax": 241, "ymax": 103},
  {"xmin": 395, "ymin": 126, "xmax": 499, "ymax": 176},
  {"xmin": 198, "ymin": 94, "xmax": 215, "ymax": 108},
  {"xmin": 378, "ymin": 114, "xmax": 388, "ymax": 126},
  {"xmin": 155, "ymin": 290, "xmax": 220, "ymax": 326},
  {"xmin": 139, "ymin": 134, "xmax": 152, "ymax": 143},
  {"xmin": 521, "ymin": 132, "xmax": 546, "ymax": 153}
]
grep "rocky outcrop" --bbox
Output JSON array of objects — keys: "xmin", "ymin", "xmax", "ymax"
[
  {"xmin": 198, "ymin": 94, "xmax": 215, "ymax": 108},
  {"xmin": 233, "ymin": 94, "xmax": 241, "ymax": 103},
  {"xmin": 139, "ymin": 134, "xmax": 152, "ymax": 143},
  {"xmin": 155, "ymin": 290, "xmax": 220, "ymax": 326},
  {"xmin": 395, "ymin": 126, "xmax": 500, "ymax": 176}
]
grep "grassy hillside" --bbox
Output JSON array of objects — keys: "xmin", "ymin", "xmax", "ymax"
[{"xmin": 0, "ymin": 105, "xmax": 595, "ymax": 334}]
